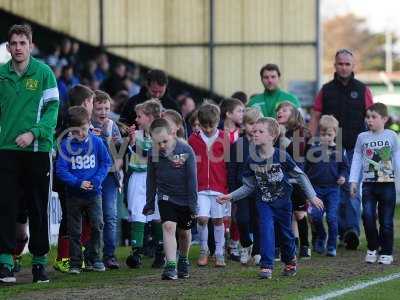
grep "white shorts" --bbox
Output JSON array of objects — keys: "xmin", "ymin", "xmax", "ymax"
[
  {"xmin": 127, "ymin": 172, "xmax": 160, "ymax": 223},
  {"xmin": 146, "ymin": 199, "xmax": 160, "ymax": 222},
  {"xmin": 197, "ymin": 192, "xmax": 225, "ymax": 219},
  {"xmin": 224, "ymin": 201, "xmax": 232, "ymax": 217}
]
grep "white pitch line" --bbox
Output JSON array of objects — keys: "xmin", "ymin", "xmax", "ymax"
[{"xmin": 307, "ymin": 272, "xmax": 400, "ymax": 300}]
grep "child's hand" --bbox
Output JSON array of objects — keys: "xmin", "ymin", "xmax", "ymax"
[
  {"xmin": 80, "ymin": 181, "xmax": 93, "ymax": 190},
  {"xmin": 92, "ymin": 128, "xmax": 102, "ymax": 136},
  {"xmin": 337, "ymin": 176, "xmax": 346, "ymax": 185},
  {"xmin": 128, "ymin": 125, "xmax": 136, "ymax": 145},
  {"xmin": 310, "ymin": 197, "xmax": 324, "ymax": 210},
  {"xmin": 350, "ymin": 182, "xmax": 358, "ymax": 198},
  {"xmin": 142, "ymin": 204, "xmax": 155, "ymax": 216},
  {"xmin": 216, "ymin": 194, "xmax": 232, "ymax": 204}
]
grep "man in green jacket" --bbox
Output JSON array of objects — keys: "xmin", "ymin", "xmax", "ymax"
[
  {"xmin": 247, "ymin": 64, "xmax": 300, "ymax": 117},
  {"xmin": 0, "ymin": 24, "xmax": 59, "ymax": 284}
]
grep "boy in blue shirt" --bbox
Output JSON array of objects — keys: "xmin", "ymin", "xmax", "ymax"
[
  {"xmin": 56, "ymin": 106, "xmax": 112, "ymax": 274},
  {"xmin": 218, "ymin": 118, "xmax": 323, "ymax": 279},
  {"xmin": 305, "ymin": 115, "xmax": 349, "ymax": 257}
]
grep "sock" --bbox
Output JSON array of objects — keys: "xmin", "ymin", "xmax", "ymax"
[
  {"xmin": 223, "ymin": 219, "xmax": 230, "ymax": 235},
  {"xmin": 178, "ymin": 254, "xmax": 188, "ymax": 263},
  {"xmin": 57, "ymin": 236, "xmax": 70, "ymax": 260},
  {"xmin": 298, "ymin": 217, "xmax": 310, "ymax": 247},
  {"xmin": 230, "ymin": 221, "xmax": 240, "ymax": 242},
  {"xmin": 0, "ymin": 253, "xmax": 14, "ymax": 271},
  {"xmin": 131, "ymin": 222, "xmax": 145, "ymax": 249},
  {"xmin": 214, "ymin": 224, "xmax": 225, "ymax": 256},
  {"xmin": 152, "ymin": 222, "xmax": 163, "ymax": 245},
  {"xmin": 32, "ymin": 255, "xmax": 48, "ymax": 266},
  {"xmin": 166, "ymin": 260, "xmax": 176, "ymax": 268},
  {"xmin": 197, "ymin": 223, "xmax": 208, "ymax": 252}
]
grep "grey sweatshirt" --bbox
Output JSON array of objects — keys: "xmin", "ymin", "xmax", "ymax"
[{"xmin": 146, "ymin": 139, "xmax": 198, "ymax": 213}]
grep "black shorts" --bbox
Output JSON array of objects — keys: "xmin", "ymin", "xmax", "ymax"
[{"xmin": 158, "ymin": 200, "xmax": 195, "ymax": 230}]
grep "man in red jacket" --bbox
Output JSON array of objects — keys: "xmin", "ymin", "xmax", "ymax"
[{"xmin": 189, "ymin": 103, "xmax": 230, "ymax": 268}]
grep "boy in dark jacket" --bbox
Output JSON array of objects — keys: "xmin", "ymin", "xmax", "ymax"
[
  {"xmin": 306, "ymin": 115, "xmax": 349, "ymax": 257},
  {"xmin": 143, "ymin": 118, "xmax": 198, "ymax": 280}
]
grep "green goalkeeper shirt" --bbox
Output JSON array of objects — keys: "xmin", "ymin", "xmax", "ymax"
[{"xmin": 0, "ymin": 56, "xmax": 59, "ymax": 152}]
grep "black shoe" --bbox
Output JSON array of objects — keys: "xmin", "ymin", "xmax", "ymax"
[
  {"xmin": 0, "ymin": 264, "xmax": 16, "ymax": 283},
  {"xmin": 344, "ymin": 231, "xmax": 359, "ymax": 250},
  {"xmin": 126, "ymin": 249, "xmax": 142, "ymax": 268},
  {"xmin": 32, "ymin": 264, "xmax": 49, "ymax": 283},
  {"xmin": 177, "ymin": 257, "xmax": 189, "ymax": 279},
  {"xmin": 152, "ymin": 243, "xmax": 165, "ymax": 269},
  {"xmin": 162, "ymin": 265, "xmax": 177, "ymax": 280}
]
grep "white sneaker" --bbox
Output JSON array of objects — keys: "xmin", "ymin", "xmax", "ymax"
[
  {"xmin": 253, "ymin": 254, "xmax": 261, "ymax": 266},
  {"xmin": 365, "ymin": 250, "xmax": 377, "ymax": 263},
  {"xmin": 378, "ymin": 255, "xmax": 393, "ymax": 265},
  {"xmin": 240, "ymin": 246, "xmax": 251, "ymax": 265}
]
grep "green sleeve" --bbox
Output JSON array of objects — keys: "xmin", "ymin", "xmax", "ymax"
[
  {"xmin": 30, "ymin": 69, "xmax": 59, "ymax": 140},
  {"xmin": 30, "ymin": 101, "xmax": 59, "ymax": 140}
]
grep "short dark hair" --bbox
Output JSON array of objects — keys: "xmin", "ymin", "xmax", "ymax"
[
  {"xmin": 259, "ymin": 63, "xmax": 281, "ymax": 77},
  {"xmin": 94, "ymin": 90, "xmax": 112, "ymax": 104},
  {"xmin": 367, "ymin": 102, "xmax": 388, "ymax": 118},
  {"xmin": 146, "ymin": 69, "xmax": 168, "ymax": 86},
  {"xmin": 219, "ymin": 98, "xmax": 244, "ymax": 119},
  {"xmin": 231, "ymin": 91, "xmax": 248, "ymax": 105},
  {"xmin": 198, "ymin": 103, "xmax": 220, "ymax": 128},
  {"xmin": 8, "ymin": 24, "xmax": 32, "ymax": 43},
  {"xmin": 68, "ymin": 106, "xmax": 90, "ymax": 127},
  {"xmin": 69, "ymin": 84, "xmax": 95, "ymax": 106},
  {"xmin": 150, "ymin": 118, "xmax": 172, "ymax": 135}
]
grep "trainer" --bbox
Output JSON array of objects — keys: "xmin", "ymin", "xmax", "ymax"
[{"xmin": 0, "ymin": 24, "xmax": 59, "ymax": 283}]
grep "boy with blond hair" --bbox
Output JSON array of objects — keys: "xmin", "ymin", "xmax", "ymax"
[{"xmin": 306, "ymin": 115, "xmax": 349, "ymax": 257}]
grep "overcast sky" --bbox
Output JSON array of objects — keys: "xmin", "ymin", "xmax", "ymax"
[{"xmin": 322, "ymin": 0, "xmax": 400, "ymax": 34}]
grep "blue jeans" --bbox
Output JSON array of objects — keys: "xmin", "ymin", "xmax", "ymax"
[
  {"xmin": 310, "ymin": 186, "xmax": 340, "ymax": 250},
  {"xmin": 257, "ymin": 199, "xmax": 296, "ymax": 269},
  {"xmin": 362, "ymin": 183, "xmax": 396, "ymax": 255},
  {"xmin": 102, "ymin": 174, "xmax": 118, "ymax": 258},
  {"xmin": 338, "ymin": 149, "xmax": 361, "ymax": 237}
]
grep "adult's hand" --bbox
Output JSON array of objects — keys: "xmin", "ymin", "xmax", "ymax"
[{"xmin": 15, "ymin": 132, "xmax": 35, "ymax": 148}]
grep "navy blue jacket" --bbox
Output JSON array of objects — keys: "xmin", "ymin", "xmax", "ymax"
[
  {"xmin": 227, "ymin": 135, "xmax": 253, "ymax": 192},
  {"xmin": 56, "ymin": 133, "xmax": 112, "ymax": 197},
  {"xmin": 305, "ymin": 143, "xmax": 349, "ymax": 188}
]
